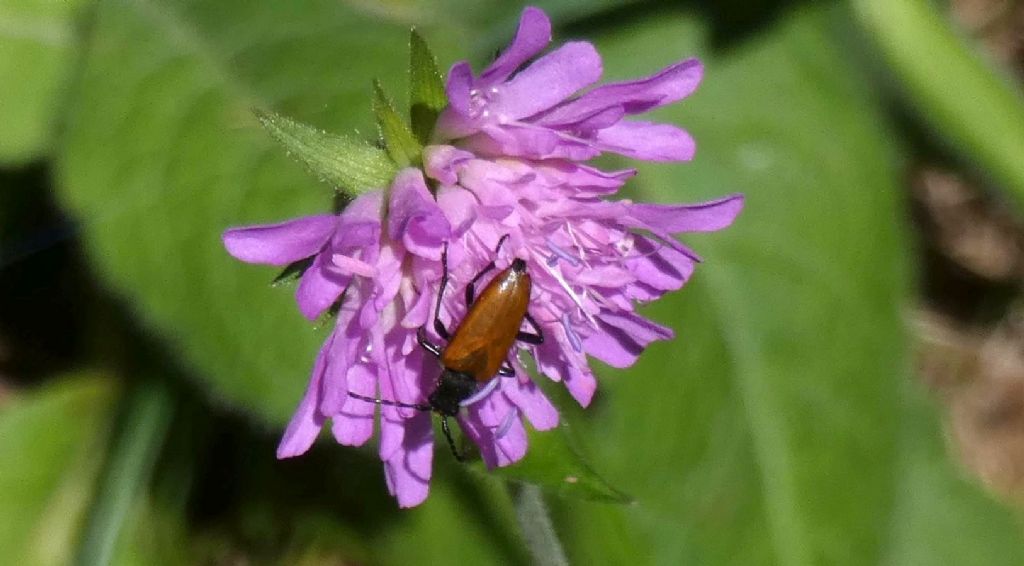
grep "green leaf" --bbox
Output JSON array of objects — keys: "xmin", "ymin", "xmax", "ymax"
[
  {"xmin": 74, "ymin": 380, "xmax": 174, "ymax": 566},
  {"xmin": 372, "ymin": 80, "xmax": 422, "ymax": 167},
  {"xmin": 551, "ymin": 5, "xmax": 1024, "ymax": 565},
  {"xmin": 852, "ymin": 0, "xmax": 1024, "ymax": 208},
  {"xmin": 254, "ymin": 109, "xmax": 396, "ymax": 195},
  {"xmin": 547, "ymin": 6, "xmax": 888, "ymax": 565},
  {"xmin": 882, "ymin": 382, "xmax": 1024, "ymax": 565},
  {"xmin": 0, "ymin": 375, "xmax": 116, "ymax": 566},
  {"xmin": 408, "ymin": 28, "xmax": 447, "ymax": 144},
  {"xmin": 108, "ymin": 496, "xmax": 191, "ymax": 566},
  {"xmin": 0, "ymin": 0, "xmax": 86, "ymax": 163},
  {"xmin": 55, "ymin": 0, "xmax": 431, "ymax": 423}
]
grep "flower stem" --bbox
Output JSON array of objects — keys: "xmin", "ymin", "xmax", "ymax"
[
  {"xmin": 851, "ymin": 0, "xmax": 1024, "ymax": 203},
  {"xmin": 511, "ymin": 483, "xmax": 569, "ymax": 566},
  {"xmin": 73, "ymin": 379, "xmax": 174, "ymax": 566}
]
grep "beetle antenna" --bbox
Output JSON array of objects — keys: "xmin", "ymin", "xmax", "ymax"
[
  {"xmin": 494, "ymin": 233, "xmax": 510, "ymax": 255},
  {"xmin": 440, "ymin": 416, "xmax": 465, "ymax": 462},
  {"xmin": 346, "ymin": 392, "xmax": 431, "ymax": 412}
]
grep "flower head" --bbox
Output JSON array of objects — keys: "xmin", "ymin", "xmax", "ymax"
[{"xmin": 223, "ymin": 6, "xmax": 742, "ymax": 507}]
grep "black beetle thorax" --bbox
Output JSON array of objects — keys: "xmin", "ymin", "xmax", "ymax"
[{"xmin": 427, "ymin": 369, "xmax": 478, "ymax": 416}]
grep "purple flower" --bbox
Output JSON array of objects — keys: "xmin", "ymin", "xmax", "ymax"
[
  {"xmin": 223, "ymin": 171, "xmax": 563, "ymax": 507},
  {"xmin": 435, "ymin": 6, "xmax": 703, "ymax": 162},
  {"xmin": 223, "ymin": 5, "xmax": 742, "ymax": 508}
]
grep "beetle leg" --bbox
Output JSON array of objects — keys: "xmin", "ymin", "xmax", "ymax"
[
  {"xmin": 433, "ymin": 319, "xmax": 451, "ymax": 341},
  {"xmin": 498, "ymin": 362, "xmax": 516, "ymax": 377},
  {"xmin": 417, "ymin": 326, "xmax": 443, "ymax": 358},
  {"xmin": 432, "ymin": 244, "xmax": 452, "ymax": 340},
  {"xmin": 465, "ymin": 234, "xmax": 512, "ymax": 305},
  {"xmin": 515, "ymin": 312, "xmax": 545, "ymax": 345},
  {"xmin": 440, "ymin": 416, "xmax": 465, "ymax": 462},
  {"xmin": 465, "ymin": 260, "xmax": 495, "ymax": 306}
]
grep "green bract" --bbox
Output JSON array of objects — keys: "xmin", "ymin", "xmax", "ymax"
[{"xmin": 253, "ymin": 109, "xmax": 397, "ymax": 195}]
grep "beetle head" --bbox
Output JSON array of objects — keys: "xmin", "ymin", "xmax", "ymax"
[{"xmin": 428, "ymin": 369, "xmax": 477, "ymax": 416}]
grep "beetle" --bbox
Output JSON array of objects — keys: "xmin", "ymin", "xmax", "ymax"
[{"xmin": 348, "ymin": 235, "xmax": 543, "ymax": 460}]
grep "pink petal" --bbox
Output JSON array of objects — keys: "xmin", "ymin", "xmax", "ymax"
[
  {"xmin": 367, "ymin": 245, "xmax": 403, "ymax": 325},
  {"xmin": 331, "ymin": 361, "xmax": 376, "ymax": 446},
  {"xmin": 388, "ymin": 168, "xmax": 451, "ymax": 260},
  {"xmin": 564, "ymin": 364, "xmax": 597, "ymax": 407},
  {"xmin": 464, "ymin": 125, "xmax": 600, "ymax": 162},
  {"xmin": 223, "ymin": 214, "xmax": 336, "ymax": 266},
  {"xmin": 494, "ymin": 416, "xmax": 528, "ymax": 466},
  {"xmin": 574, "ymin": 264, "xmax": 636, "ymax": 287},
  {"xmin": 594, "ymin": 121, "xmax": 696, "ymax": 161},
  {"xmin": 423, "ymin": 144, "xmax": 474, "ymax": 185},
  {"xmin": 437, "ymin": 185, "xmax": 478, "ymax": 237},
  {"xmin": 535, "ymin": 331, "xmax": 597, "ymax": 407},
  {"xmin": 554, "ymin": 105, "xmax": 625, "ymax": 132},
  {"xmin": 435, "ymin": 62, "xmax": 476, "ymax": 138},
  {"xmin": 626, "ymin": 194, "xmax": 744, "ymax": 233},
  {"xmin": 318, "ymin": 291, "xmax": 362, "ymax": 415},
  {"xmin": 376, "ymin": 328, "xmax": 429, "ymax": 427},
  {"xmin": 295, "ymin": 252, "xmax": 350, "ymax": 320},
  {"xmin": 445, "ymin": 61, "xmax": 473, "ymax": 114},
  {"xmin": 401, "ymin": 280, "xmax": 436, "ymax": 330},
  {"xmin": 460, "ymin": 394, "xmax": 528, "ymax": 469},
  {"xmin": 583, "ymin": 312, "xmax": 674, "ymax": 368},
  {"xmin": 330, "ymin": 220, "xmax": 380, "ymax": 256},
  {"xmin": 624, "ymin": 281, "xmax": 666, "ymax": 303},
  {"xmin": 478, "ymin": 7, "xmax": 552, "ymax": 86},
  {"xmin": 378, "ymin": 388, "xmax": 425, "ymax": 460},
  {"xmin": 276, "ymin": 332, "xmax": 334, "ymax": 458},
  {"xmin": 331, "ymin": 253, "xmax": 377, "ymax": 278},
  {"xmin": 625, "ymin": 236, "xmax": 695, "ymax": 292},
  {"xmin": 650, "ymin": 231, "xmax": 703, "ymax": 263},
  {"xmin": 458, "ymin": 165, "xmax": 519, "ymax": 212},
  {"xmin": 379, "ymin": 408, "xmax": 405, "ymax": 463},
  {"xmin": 471, "ymin": 387, "xmax": 509, "ymax": 428},
  {"xmin": 495, "ymin": 42, "xmax": 603, "ymax": 121},
  {"xmin": 335, "ymin": 190, "xmax": 385, "ymax": 229},
  {"xmin": 504, "ymin": 377, "xmax": 559, "ymax": 431},
  {"xmin": 538, "ymin": 58, "xmax": 703, "ymax": 125},
  {"xmin": 537, "ymin": 161, "xmax": 634, "ymax": 195},
  {"xmin": 382, "ymin": 413, "xmax": 434, "ymax": 508}
]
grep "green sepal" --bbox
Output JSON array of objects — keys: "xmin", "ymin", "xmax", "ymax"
[
  {"xmin": 253, "ymin": 108, "xmax": 396, "ymax": 195},
  {"xmin": 409, "ymin": 28, "xmax": 448, "ymax": 144},
  {"xmin": 372, "ymin": 80, "xmax": 422, "ymax": 167},
  {"xmin": 271, "ymin": 256, "xmax": 314, "ymax": 287},
  {"xmin": 312, "ymin": 298, "xmax": 343, "ymax": 332}
]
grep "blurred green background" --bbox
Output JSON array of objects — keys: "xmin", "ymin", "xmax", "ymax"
[{"xmin": 3, "ymin": 0, "xmax": 1024, "ymax": 564}]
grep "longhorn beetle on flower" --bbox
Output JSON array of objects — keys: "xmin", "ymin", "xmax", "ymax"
[{"xmin": 348, "ymin": 235, "xmax": 543, "ymax": 461}]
